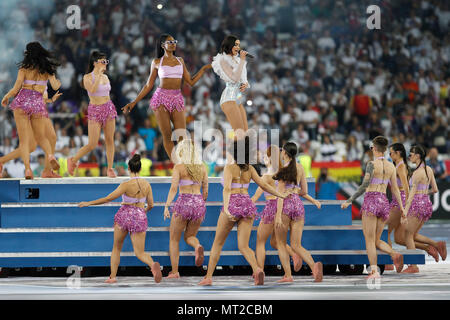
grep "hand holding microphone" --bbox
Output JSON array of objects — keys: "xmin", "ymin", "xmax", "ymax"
[{"xmin": 239, "ymin": 50, "xmax": 254, "ymax": 59}]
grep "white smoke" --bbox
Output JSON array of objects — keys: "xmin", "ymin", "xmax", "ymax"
[{"xmin": 0, "ymin": 0, "xmax": 56, "ymax": 96}]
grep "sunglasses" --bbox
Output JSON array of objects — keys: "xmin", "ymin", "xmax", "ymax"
[
  {"xmin": 165, "ymin": 40, "xmax": 178, "ymax": 45},
  {"xmin": 97, "ymin": 59, "xmax": 109, "ymax": 65}
]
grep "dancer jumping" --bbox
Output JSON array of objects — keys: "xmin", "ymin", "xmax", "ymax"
[
  {"xmin": 1, "ymin": 42, "xmax": 61, "ymax": 179},
  {"xmin": 122, "ymin": 34, "xmax": 211, "ymax": 160}
]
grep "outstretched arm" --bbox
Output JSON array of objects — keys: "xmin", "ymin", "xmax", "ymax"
[
  {"xmin": 250, "ymin": 166, "xmax": 286, "ymax": 199},
  {"xmin": 181, "ymin": 58, "xmax": 211, "ymax": 87},
  {"xmin": 341, "ymin": 161, "xmax": 374, "ymax": 209},
  {"xmin": 78, "ymin": 183, "xmax": 127, "ymax": 207},
  {"xmin": 2, "ymin": 69, "xmax": 25, "ymax": 106}
]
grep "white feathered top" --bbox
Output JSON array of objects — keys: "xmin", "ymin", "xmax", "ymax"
[{"xmin": 211, "ymin": 53, "xmax": 250, "ymax": 87}]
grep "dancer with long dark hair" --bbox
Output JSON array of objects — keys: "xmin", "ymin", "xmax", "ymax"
[
  {"xmin": 122, "ymin": 34, "xmax": 211, "ymax": 160},
  {"xmin": 1, "ymin": 42, "xmax": 61, "ymax": 179},
  {"xmin": 164, "ymin": 139, "xmax": 209, "ymax": 278},
  {"xmin": 401, "ymin": 145, "xmax": 446, "ymax": 273},
  {"xmin": 252, "ymin": 145, "xmax": 305, "ymax": 273},
  {"xmin": 79, "ymin": 154, "xmax": 162, "ymax": 283},
  {"xmin": 384, "ymin": 143, "xmax": 410, "ymax": 270},
  {"xmin": 0, "ymin": 88, "xmax": 62, "ymax": 178},
  {"xmin": 198, "ymin": 137, "xmax": 287, "ymax": 286},
  {"xmin": 212, "ymin": 35, "xmax": 250, "ymax": 140},
  {"xmin": 272, "ymin": 142, "xmax": 323, "ymax": 283},
  {"xmin": 341, "ymin": 136, "xmax": 405, "ymax": 278},
  {"xmin": 68, "ymin": 51, "xmax": 117, "ymax": 177}
]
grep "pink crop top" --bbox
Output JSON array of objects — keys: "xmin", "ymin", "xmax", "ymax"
[
  {"xmin": 24, "ymin": 79, "xmax": 48, "ymax": 86},
  {"xmin": 158, "ymin": 56, "xmax": 183, "ymax": 79},
  {"xmin": 122, "ymin": 177, "xmax": 146, "ymax": 203},
  {"xmin": 179, "ymin": 179, "xmax": 201, "ymax": 186},
  {"xmin": 88, "ymin": 73, "xmax": 111, "ymax": 97},
  {"xmin": 220, "ymin": 177, "xmax": 250, "ymax": 189}
]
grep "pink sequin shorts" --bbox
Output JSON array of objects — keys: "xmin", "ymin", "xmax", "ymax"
[
  {"xmin": 9, "ymin": 89, "xmax": 48, "ymax": 118},
  {"xmin": 171, "ymin": 193, "xmax": 206, "ymax": 222},
  {"xmin": 408, "ymin": 193, "xmax": 433, "ymax": 222},
  {"xmin": 361, "ymin": 191, "xmax": 390, "ymax": 221},
  {"xmin": 88, "ymin": 100, "xmax": 117, "ymax": 127},
  {"xmin": 149, "ymin": 88, "xmax": 185, "ymax": 113},
  {"xmin": 223, "ymin": 193, "xmax": 257, "ymax": 221},
  {"xmin": 114, "ymin": 205, "xmax": 148, "ymax": 234},
  {"xmin": 259, "ymin": 199, "xmax": 278, "ymax": 224},
  {"xmin": 390, "ymin": 190, "xmax": 406, "ymax": 211},
  {"xmin": 282, "ymin": 194, "xmax": 305, "ymax": 221}
]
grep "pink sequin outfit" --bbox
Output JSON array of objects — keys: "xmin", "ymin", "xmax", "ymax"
[
  {"xmin": 408, "ymin": 194, "xmax": 433, "ymax": 222},
  {"xmin": 390, "ymin": 190, "xmax": 406, "ymax": 211},
  {"xmin": 87, "ymin": 100, "xmax": 117, "ymax": 127},
  {"xmin": 361, "ymin": 191, "xmax": 390, "ymax": 221},
  {"xmin": 259, "ymin": 199, "xmax": 278, "ymax": 224},
  {"xmin": 149, "ymin": 88, "xmax": 185, "ymax": 112},
  {"xmin": 113, "ymin": 177, "xmax": 148, "ymax": 234},
  {"xmin": 9, "ymin": 88, "xmax": 48, "ymax": 118},
  {"xmin": 171, "ymin": 193, "xmax": 206, "ymax": 221},
  {"xmin": 149, "ymin": 56, "xmax": 185, "ymax": 113},
  {"xmin": 114, "ymin": 205, "xmax": 148, "ymax": 234},
  {"xmin": 282, "ymin": 193, "xmax": 305, "ymax": 220},
  {"xmin": 223, "ymin": 193, "xmax": 257, "ymax": 220}
]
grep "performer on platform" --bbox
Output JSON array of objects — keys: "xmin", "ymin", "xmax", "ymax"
[
  {"xmin": 122, "ymin": 34, "xmax": 211, "ymax": 161},
  {"xmin": 68, "ymin": 51, "xmax": 117, "ymax": 177},
  {"xmin": 1, "ymin": 42, "xmax": 61, "ymax": 179},
  {"xmin": 271, "ymin": 142, "xmax": 323, "ymax": 283},
  {"xmin": 198, "ymin": 136, "xmax": 287, "ymax": 286},
  {"xmin": 341, "ymin": 136, "xmax": 405, "ymax": 278},
  {"xmin": 78, "ymin": 154, "xmax": 162, "ymax": 283},
  {"xmin": 400, "ymin": 145, "xmax": 447, "ymax": 273},
  {"xmin": 251, "ymin": 145, "xmax": 303, "ymax": 273},
  {"xmin": 0, "ymin": 88, "xmax": 62, "ymax": 178},
  {"xmin": 384, "ymin": 143, "xmax": 410, "ymax": 270},
  {"xmin": 164, "ymin": 139, "xmax": 209, "ymax": 278},
  {"xmin": 211, "ymin": 35, "xmax": 250, "ymax": 140}
]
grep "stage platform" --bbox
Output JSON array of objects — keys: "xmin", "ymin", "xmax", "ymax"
[{"xmin": 0, "ymin": 177, "xmax": 425, "ymax": 272}]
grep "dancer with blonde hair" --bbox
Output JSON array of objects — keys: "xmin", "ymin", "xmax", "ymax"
[{"xmin": 164, "ymin": 140, "xmax": 209, "ymax": 278}]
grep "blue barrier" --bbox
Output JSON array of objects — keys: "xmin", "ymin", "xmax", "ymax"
[{"xmin": 0, "ymin": 177, "xmax": 425, "ymax": 268}]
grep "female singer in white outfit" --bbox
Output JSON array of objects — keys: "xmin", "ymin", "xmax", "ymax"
[{"xmin": 212, "ymin": 35, "xmax": 250, "ymax": 140}]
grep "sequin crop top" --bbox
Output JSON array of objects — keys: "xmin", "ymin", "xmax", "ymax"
[
  {"xmin": 158, "ymin": 56, "xmax": 183, "ymax": 79},
  {"xmin": 24, "ymin": 79, "xmax": 48, "ymax": 86},
  {"xmin": 122, "ymin": 177, "xmax": 146, "ymax": 203},
  {"xmin": 88, "ymin": 73, "xmax": 111, "ymax": 97}
]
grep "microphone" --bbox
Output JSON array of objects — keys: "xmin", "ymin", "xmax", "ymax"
[{"xmin": 238, "ymin": 50, "xmax": 254, "ymax": 59}]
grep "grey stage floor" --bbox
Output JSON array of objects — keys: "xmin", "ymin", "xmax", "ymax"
[{"xmin": 1, "ymin": 222, "xmax": 449, "ymax": 300}]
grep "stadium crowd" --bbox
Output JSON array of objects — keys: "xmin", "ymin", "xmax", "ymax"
[{"xmin": 0, "ymin": 0, "xmax": 449, "ymax": 181}]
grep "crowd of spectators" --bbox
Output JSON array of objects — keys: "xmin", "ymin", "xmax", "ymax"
[{"xmin": 0, "ymin": 0, "xmax": 449, "ymax": 181}]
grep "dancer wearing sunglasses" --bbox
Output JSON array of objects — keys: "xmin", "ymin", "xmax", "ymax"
[
  {"xmin": 67, "ymin": 51, "xmax": 118, "ymax": 177},
  {"xmin": 211, "ymin": 35, "xmax": 250, "ymax": 140},
  {"xmin": 341, "ymin": 136, "xmax": 405, "ymax": 278},
  {"xmin": 122, "ymin": 34, "xmax": 211, "ymax": 161},
  {"xmin": 1, "ymin": 42, "xmax": 61, "ymax": 179}
]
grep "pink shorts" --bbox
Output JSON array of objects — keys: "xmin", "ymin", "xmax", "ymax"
[
  {"xmin": 149, "ymin": 88, "xmax": 185, "ymax": 113},
  {"xmin": 88, "ymin": 100, "xmax": 117, "ymax": 127},
  {"xmin": 9, "ymin": 89, "xmax": 48, "ymax": 118}
]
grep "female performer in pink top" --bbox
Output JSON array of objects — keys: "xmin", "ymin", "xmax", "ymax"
[
  {"xmin": 1, "ymin": 42, "xmax": 61, "ymax": 179},
  {"xmin": 122, "ymin": 34, "xmax": 211, "ymax": 161},
  {"xmin": 68, "ymin": 51, "xmax": 118, "ymax": 177}
]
